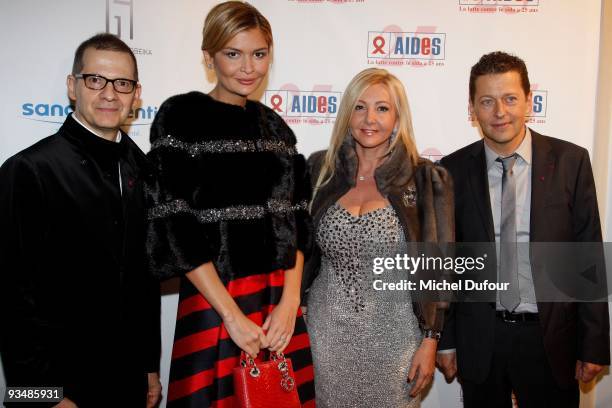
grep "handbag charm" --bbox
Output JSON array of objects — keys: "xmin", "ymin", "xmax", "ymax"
[{"xmin": 233, "ymin": 351, "xmax": 301, "ymax": 408}]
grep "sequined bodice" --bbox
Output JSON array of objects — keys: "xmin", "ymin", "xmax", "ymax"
[
  {"xmin": 307, "ymin": 202, "xmax": 420, "ymax": 407},
  {"xmin": 316, "ymin": 203, "xmax": 406, "ymax": 311}
]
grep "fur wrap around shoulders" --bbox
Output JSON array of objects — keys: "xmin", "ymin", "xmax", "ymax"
[
  {"xmin": 305, "ymin": 137, "xmax": 454, "ymax": 332},
  {"xmin": 145, "ymin": 92, "xmax": 312, "ymax": 282}
]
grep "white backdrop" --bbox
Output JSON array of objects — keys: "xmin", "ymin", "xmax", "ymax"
[{"xmin": 0, "ymin": 1, "xmax": 610, "ymax": 407}]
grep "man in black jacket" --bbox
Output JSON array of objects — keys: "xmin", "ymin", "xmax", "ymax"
[
  {"xmin": 437, "ymin": 51, "xmax": 609, "ymax": 407},
  {"xmin": 0, "ymin": 33, "xmax": 161, "ymax": 407}
]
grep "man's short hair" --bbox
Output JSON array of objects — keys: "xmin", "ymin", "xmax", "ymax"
[
  {"xmin": 72, "ymin": 33, "xmax": 138, "ymax": 80},
  {"xmin": 469, "ymin": 51, "xmax": 530, "ymax": 103}
]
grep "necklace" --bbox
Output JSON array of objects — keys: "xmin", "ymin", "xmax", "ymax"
[{"xmin": 357, "ymin": 174, "xmax": 373, "ymax": 181}]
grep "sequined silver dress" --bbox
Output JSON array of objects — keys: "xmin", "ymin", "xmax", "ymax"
[{"xmin": 307, "ymin": 203, "xmax": 422, "ymax": 408}]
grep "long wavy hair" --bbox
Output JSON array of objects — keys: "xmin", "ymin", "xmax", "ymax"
[{"xmin": 312, "ymin": 68, "xmax": 420, "ymax": 203}]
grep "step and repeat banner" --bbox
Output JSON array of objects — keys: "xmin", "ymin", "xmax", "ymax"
[{"xmin": 0, "ymin": 1, "xmax": 609, "ymax": 407}]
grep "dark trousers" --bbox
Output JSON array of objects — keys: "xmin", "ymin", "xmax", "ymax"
[{"xmin": 461, "ymin": 316, "xmax": 579, "ymax": 408}]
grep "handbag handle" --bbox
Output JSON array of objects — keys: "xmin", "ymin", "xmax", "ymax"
[{"xmin": 238, "ymin": 351, "xmax": 296, "ymax": 392}]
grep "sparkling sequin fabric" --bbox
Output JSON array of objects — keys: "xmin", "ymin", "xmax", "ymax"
[
  {"xmin": 307, "ymin": 203, "xmax": 422, "ymax": 408},
  {"xmin": 146, "ymin": 197, "xmax": 308, "ymax": 223},
  {"xmin": 150, "ymin": 134, "xmax": 297, "ymax": 156}
]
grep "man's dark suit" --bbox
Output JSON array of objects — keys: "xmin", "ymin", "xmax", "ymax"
[
  {"xmin": 439, "ymin": 129, "xmax": 610, "ymax": 389},
  {"xmin": 0, "ymin": 115, "xmax": 161, "ymax": 406}
]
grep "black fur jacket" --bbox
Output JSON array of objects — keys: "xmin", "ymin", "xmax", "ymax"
[
  {"xmin": 305, "ymin": 136, "xmax": 454, "ymax": 332},
  {"xmin": 145, "ymin": 92, "xmax": 312, "ymax": 282}
]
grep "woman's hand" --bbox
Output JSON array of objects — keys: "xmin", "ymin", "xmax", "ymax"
[
  {"xmin": 262, "ymin": 296, "xmax": 299, "ymax": 353},
  {"xmin": 407, "ymin": 338, "xmax": 437, "ymax": 397},
  {"xmin": 186, "ymin": 262, "xmax": 269, "ymax": 359},
  {"xmin": 146, "ymin": 372, "xmax": 162, "ymax": 408},
  {"xmin": 223, "ymin": 310, "xmax": 269, "ymax": 358},
  {"xmin": 263, "ymin": 251, "xmax": 304, "ymax": 353}
]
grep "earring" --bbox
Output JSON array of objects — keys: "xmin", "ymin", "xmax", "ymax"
[
  {"xmin": 389, "ymin": 127, "xmax": 398, "ymax": 144},
  {"xmin": 207, "ymin": 63, "xmax": 213, "ymax": 69}
]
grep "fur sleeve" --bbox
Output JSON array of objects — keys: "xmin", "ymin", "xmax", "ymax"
[
  {"xmin": 416, "ymin": 161, "xmax": 455, "ymax": 243},
  {"xmin": 301, "ymin": 150, "xmax": 327, "ymax": 299},
  {"xmin": 260, "ymin": 104, "xmax": 314, "ymax": 258},
  {"xmin": 293, "ymin": 153, "xmax": 314, "ymax": 257},
  {"xmin": 145, "ymin": 95, "xmax": 216, "ymax": 280},
  {"xmin": 414, "ymin": 161, "xmax": 454, "ymax": 331}
]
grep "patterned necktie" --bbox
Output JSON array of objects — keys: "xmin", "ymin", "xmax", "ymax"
[{"xmin": 497, "ymin": 154, "xmax": 520, "ymax": 312}]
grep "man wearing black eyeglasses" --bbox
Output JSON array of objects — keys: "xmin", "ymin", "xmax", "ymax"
[{"xmin": 0, "ymin": 33, "xmax": 161, "ymax": 407}]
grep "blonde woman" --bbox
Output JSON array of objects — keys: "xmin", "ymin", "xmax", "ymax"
[
  {"xmin": 145, "ymin": 2, "xmax": 314, "ymax": 406},
  {"xmin": 305, "ymin": 68, "xmax": 453, "ymax": 407}
]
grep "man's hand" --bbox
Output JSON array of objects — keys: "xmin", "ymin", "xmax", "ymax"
[
  {"xmin": 53, "ymin": 398, "xmax": 78, "ymax": 408},
  {"xmin": 436, "ymin": 350, "xmax": 457, "ymax": 382},
  {"xmin": 575, "ymin": 360, "xmax": 605, "ymax": 383},
  {"xmin": 147, "ymin": 371, "xmax": 162, "ymax": 408}
]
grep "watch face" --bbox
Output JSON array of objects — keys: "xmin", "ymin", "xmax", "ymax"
[{"xmin": 424, "ymin": 329, "xmax": 441, "ymax": 340}]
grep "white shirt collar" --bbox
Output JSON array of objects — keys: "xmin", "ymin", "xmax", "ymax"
[
  {"xmin": 484, "ymin": 127, "xmax": 532, "ymax": 170},
  {"xmin": 71, "ymin": 113, "xmax": 122, "ymax": 143}
]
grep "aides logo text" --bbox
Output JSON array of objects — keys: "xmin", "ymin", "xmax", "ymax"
[
  {"xmin": 527, "ymin": 89, "xmax": 547, "ymax": 124},
  {"xmin": 264, "ymin": 85, "xmax": 341, "ymax": 126},
  {"xmin": 367, "ymin": 29, "xmax": 446, "ymax": 68}
]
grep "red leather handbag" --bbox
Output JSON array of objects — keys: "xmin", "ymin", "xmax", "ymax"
[{"xmin": 233, "ymin": 351, "xmax": 301, "ymax": 408}]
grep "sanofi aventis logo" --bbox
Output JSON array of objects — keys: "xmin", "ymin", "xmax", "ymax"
[{"xmin": 21, "ymin": 102, "xmax": 158, "ymax": 125}]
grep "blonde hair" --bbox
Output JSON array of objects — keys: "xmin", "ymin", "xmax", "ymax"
[
  {"xmin": 312, "ymin": 68, "xmax": 420, "ymax": 201},
  {"xmin": 201, "ymin": 1, "xmax": 273, "ymax": 55}
]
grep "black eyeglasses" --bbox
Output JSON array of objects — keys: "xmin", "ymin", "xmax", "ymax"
[{"xmin": 74, "ymin": 74, "xmax": 138, "ymax": 94}]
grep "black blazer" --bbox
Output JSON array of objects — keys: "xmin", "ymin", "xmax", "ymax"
[{"xmin": 438, "ymin": 129, "xmax": 610, "ymax": 387}]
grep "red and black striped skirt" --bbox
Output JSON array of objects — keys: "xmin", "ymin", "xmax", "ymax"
[{"xmin": 167, "ymin": 269, "xmax": 315, "ymax": 407}]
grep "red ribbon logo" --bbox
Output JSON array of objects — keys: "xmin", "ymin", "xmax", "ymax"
[
  {"xmin": 372, "ymin": 36, "xmax": 386, "ymax": 54},
  {"xmin": 270, "ymin": 94, "xmax": 283, "ymax": 112}
]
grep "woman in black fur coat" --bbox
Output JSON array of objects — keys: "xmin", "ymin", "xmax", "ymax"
[{"xmin": 145, "ymin": 2, "xmax": 314, "ymax": 406}]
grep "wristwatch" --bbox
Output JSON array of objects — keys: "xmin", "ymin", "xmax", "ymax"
[{"xmin": 423, "ymin": 329, "xmax": 441, "ymax": 341}]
